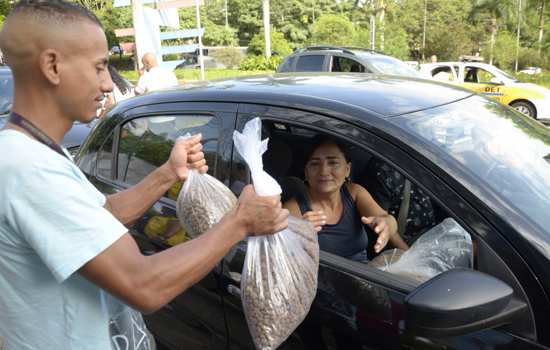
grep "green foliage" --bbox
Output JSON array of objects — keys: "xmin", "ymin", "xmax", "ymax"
[
  {"xmin": 239, "ymin": 55, "xmax": 282, "ymax": 71},
  {"xmin": 352, "ymin": 28, "xmax": 371, "ymax": 48},
  {"xmin": 380, "ymin": 23, "xmax": 410, "ymax": 60},
  {"xmin": 211, "ymin": 47, "xmax": 244, "ymax": 68},
  {"xmin": 310, "ymin": 14, "xmax": 355, "ymax": 46},
  {"xmin": 203, "ymin": 22, "xmax": 238, "ymax": 46},
  {"xmin": 493, "ymin": 31, "xmax": 517, "ymax": 70},
  {"xmin": 518, "ymin": 48, "xmax": 548, "ymax": 70},
  {"xmin": 247, "ymin": 31, "xmax": 292, "ymax": 56}
]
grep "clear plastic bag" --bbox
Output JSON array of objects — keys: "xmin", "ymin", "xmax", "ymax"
[
  {"xmin": 233, "ymin": 118, "xmax": 320, "ymax": 350},
  {"xmin": 369, "ymin": 218, "xmax": 473, "ymax": 284},
  {"xmin": 176, "ymin": 167, "xmax": 238, "ymax": 238},
  {"xmin": 101, "ymin": 292, "xmax": 155, "ymax": 350}
]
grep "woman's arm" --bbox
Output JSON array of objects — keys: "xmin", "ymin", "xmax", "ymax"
[{"xmin": 349, "ymin": 183, "xmax": 409, "ymax": 252}]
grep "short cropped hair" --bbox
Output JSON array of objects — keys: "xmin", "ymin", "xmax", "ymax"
[{"xmin": 9, "ymin": 0, "xmax": 102, "ymax": 27}]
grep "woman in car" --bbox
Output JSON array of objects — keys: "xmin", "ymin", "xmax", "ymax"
[{"xmin": 283, "ymin": 136, "xmax": 409, "ymax": 262}]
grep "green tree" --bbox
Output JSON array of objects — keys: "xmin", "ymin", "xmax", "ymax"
[
  {"xmin": 471, "ymin": 0, "xmax": 516, "ymax": 64},
  {"xmin": 247, "ymin": 30, "xmax": 292, "ymax": 56},
  {"xmin": 381, "ymin": 22, "xmax": 410, "ymax": 59},
  {"xmin": 310, "ymin": 14, "xmax": 355, "ymax": 46},
  {"xmin": 493, "ymin": 30, "xmax": 517, "ymax": 69}
]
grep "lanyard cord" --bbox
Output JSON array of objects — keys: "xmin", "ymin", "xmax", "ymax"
[{"xmin": 8, "ymin": 112, "xmax": 70, "ymax": 161}]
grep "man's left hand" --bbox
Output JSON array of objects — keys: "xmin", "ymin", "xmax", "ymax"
[{"xmin": 167, "ymin": 134, "xmax": 208, "ymax": 181}]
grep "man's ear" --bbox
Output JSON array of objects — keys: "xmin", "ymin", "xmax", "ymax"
[{"xmin": 39, "ymin": 49, "xmax": 61, "ymax": 85}]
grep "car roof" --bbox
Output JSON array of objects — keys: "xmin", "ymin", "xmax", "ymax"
[{"xmin": 115, "ymin": 73, "xmax": 473, "ymax": 119}]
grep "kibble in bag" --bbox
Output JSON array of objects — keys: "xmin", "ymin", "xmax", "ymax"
[
  {"xmin": 176, "ymin": 135, "xmax": 238, "ymax": 238},
  {"xmin": 233, "ymin": 118, "xmax": 319, "ymax": 350}
]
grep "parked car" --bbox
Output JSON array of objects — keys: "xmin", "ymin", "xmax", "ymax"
[
  {"xmin": 0, "ymin": 66, "xmax": 96, "ymax": 158},
  {"xmin": 277, "ymin": 46, "xmax": 423, "ymax": 78},
  {"xmin": 419, "ymin": 61, "xmax": 550, "ymax": 119},
  {"xmin": 519, "ymin": 66, "xmax": 543, "ymax": 75},
  {"xmin": 77, "ymin": 73, "xmax": 550, "ymax": 350}
]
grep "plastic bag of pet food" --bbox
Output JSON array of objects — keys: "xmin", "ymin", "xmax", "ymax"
[{"xmin": 233, "ymin": 118, "xmax": 319, "ymax": 350}]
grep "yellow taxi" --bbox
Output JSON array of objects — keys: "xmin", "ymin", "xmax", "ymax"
[{"xmin": 419, "ymin": 62, "xmax": 550, "ymax": 120}]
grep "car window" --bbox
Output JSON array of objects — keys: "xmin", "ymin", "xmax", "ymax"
[
  {"xmin": 97, "ymin": 131, "xmax": 114, "ymax": 179},
  {"xmin": 117, "ymin": 115, "xmax": 221, "ymax": 197},
  {"xmin": 431, "ymin": 66, "xmax": 455, "ymax": 82},
  {"xmin": 278, "ymin": 56, "xmax": 296, "ymax": 72},
  {"xmin": 295, "ymin": 55, "xmax": 325, "ymax": 71},
  {"xmin": 331, "ymin": 56, "xmax": 366, "ymax": 73},
  {"xmin": 465, "ymin": 66, "xmax": 497, "ymax": 84},
  {"xmin": 358, "ymin": 54, "xmax": 422, "ymax": 77},
  {"xmin": 392, "ymin": 95, "xmax": 550, "ymax": 239},
  {"xmin": 260, "ymin": 121, "xmax": 473, "ymax": 287},
  {"xmin": 0, "ymin": 73, "xmax": 13, "ymax": 114}
]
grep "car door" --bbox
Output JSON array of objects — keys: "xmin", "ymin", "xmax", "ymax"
[
  {"xmin": 462, "ymin": 65, "xmax": 505, "ymax": 104},
  {"xmin": 220, "ymin": 104, "xmax": 545, "ymax": 350},
  {"xmin": 86, "ymin": 102, "xmax": 238, "ymax": 350}
]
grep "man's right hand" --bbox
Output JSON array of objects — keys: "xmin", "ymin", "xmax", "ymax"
[{"xmin": 235, "ymin": 185, "xmax": 289, "ymax": 237}]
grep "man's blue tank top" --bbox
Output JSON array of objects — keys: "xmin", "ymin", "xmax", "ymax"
[{"xmin": 296, "ymin": 185, "xmax": 369, "ymax": 258}]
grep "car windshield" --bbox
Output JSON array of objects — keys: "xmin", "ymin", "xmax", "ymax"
[
  {"xmin": 0, "ymin": 72, "xmax": 14, "ymax": 115},
  {"xmin": 491, "ymin": 66, "xmax": 519, "ymax": 82},
  {"xmin": 358, "ymin": 54, "xmax": 422, "ymax": 77},
  {"xmin": 392, "ymin": 95, "xmax": 550, "ymax": 239}
]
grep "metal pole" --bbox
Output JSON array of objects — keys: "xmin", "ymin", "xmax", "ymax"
[
  {"xmin": 422, "ymin": 0, "xmax": 427, "ymax": 61},
  {"xmin": 195, "ymin": 0, "xmax": 205, "ymax": 80},
  {"xmin": 370, "ymin": 15, "xmax": 376, "ymax": 50},
  {"xmin": 132, "ymin": 0, "xmax": 145, "ymax": 71},
  {"xmin": 225, "ymin": 0, "xmax": 229, "ymax": 28},
  {"xmin": 515, "ymin": 0, "xmax": 521, "ymax": 72},
  {"xmin": 263, "ymin": 0, "xmax": 271, "ymax": 58}
]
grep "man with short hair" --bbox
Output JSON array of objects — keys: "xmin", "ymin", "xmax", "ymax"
[
  {"xmin": 0, "ymin": 1, "xmax": 288, "ymax": 349},
  {"xmin": 135, "ymin": 52, "xmax": 179, "ymax": 95}
]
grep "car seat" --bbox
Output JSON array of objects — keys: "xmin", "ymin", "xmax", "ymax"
[{"xmin": 263, "ymin": 137, "xmax": 309, "ymax": 204}]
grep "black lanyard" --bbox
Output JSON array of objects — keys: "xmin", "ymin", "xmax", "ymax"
[{"xmin": 8, "ymin": 112, "xmax": 70, "ymax": 161}]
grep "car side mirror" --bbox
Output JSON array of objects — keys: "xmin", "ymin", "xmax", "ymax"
[
  {"xmin": 490, "ymin": 77, "xmax": 504, "ymax": 85},
  {"xmin": 404, "ymin": 269, "xmax": 527, "ymax": 337}
]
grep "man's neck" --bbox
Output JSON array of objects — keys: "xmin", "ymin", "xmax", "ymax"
[{"xmin": 9, "ymin": 105, "xmax": 73, "ymax": 145}]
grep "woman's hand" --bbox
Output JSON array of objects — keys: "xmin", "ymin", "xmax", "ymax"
[
  {"xmin": 362, "ymin": 216, "xmax": 391, "ymax": 253},
  {"xmin": 302, "ymin": 210, "xmax": 326, "ymax": 232}
]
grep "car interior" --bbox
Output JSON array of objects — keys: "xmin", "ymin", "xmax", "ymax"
[{"xmin": 259, "ymin": 120, "xmax": 475, "ymax": 284}]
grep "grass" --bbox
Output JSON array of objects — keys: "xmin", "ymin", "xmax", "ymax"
[
  {"xmin": 516, "ymin": 72, "xmax": 550, "ymax": 89},
  {"xmin": 119, "ymin": 68, "xmax": 272, "ymax": 84}
]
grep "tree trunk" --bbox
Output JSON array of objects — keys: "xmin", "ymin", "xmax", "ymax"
[
  {"xmin": 538, "ymin": 0, "xmax": 545, "ymax": 55},
  {"xmin": 379, "ymin": 0, "xmax": 385, "ymax": 51},
  {"xmin": 489, "ymin": 17, "xmax": 497, "ymax": 65}
]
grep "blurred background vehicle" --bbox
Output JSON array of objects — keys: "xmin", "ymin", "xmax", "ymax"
[
  {"xmin": 277, "ymin": 46, "xmax": 423, "ymax": 78},
  {"xmin": 419, "ymin": 61, "xmax": 550, "ymax": 120}
]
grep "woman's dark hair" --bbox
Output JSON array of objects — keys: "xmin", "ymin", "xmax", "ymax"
[
  {"xmin": 306, "ymin": 135, "xmax": 352, "ymax": 163},
  {"xmin": 108, "ymin": 65, "xmax": 132, "ymax": 95}
]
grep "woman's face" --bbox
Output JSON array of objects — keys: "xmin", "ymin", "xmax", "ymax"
[{"xmin": 305, "ymin": 142, "xmax": 351, "ymax": 195}]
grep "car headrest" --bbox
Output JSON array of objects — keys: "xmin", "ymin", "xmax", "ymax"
[{"xmin": 263, "ymin": 138, "xmax": 293, "ymax": 180}]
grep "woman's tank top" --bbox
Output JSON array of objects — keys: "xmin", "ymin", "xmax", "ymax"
[{"xmin": 296, "ymin": 185, "xmax": 368, "ymax": 258}]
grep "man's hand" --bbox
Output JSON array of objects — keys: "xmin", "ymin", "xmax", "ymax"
[
  {"xmin": 362, "ymin": 216, "xmax": 391, "ymax": 253},
  {"xmin": 302, "ymin": 210, "xmax": 326, "ymax": 232},
  {"xmin": 166, "ymin": 134, "xmax": 208, "ymax": 181},
  {"xmin": 235, "ymin": 185, "xmax": 289, "ymax": 236}
]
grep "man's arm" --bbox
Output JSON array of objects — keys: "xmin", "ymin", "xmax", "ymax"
[
  {"xmin": 104, "ymin": 134, "xmax": 206, "ymax": 226},
  {"xmin": 80, "ymin": 185, "xmax": 289, "ymax": 313}
]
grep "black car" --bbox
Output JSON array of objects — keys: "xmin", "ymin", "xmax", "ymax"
[
  {"xmin": 0, "ymin": 66, "xmax": 95, "ymax": 157},
  {"xmin": 277, "ymin": 46, "xmax": 422, "ymax": 78},
  {"xmin": 77, "ymin": 73, "xmax": 550, "ymax": 350}
]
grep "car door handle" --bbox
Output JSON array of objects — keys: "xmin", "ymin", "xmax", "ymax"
[{"xmin": 227, "ymin": 284, "xmax": 241, "ymax": 298}]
